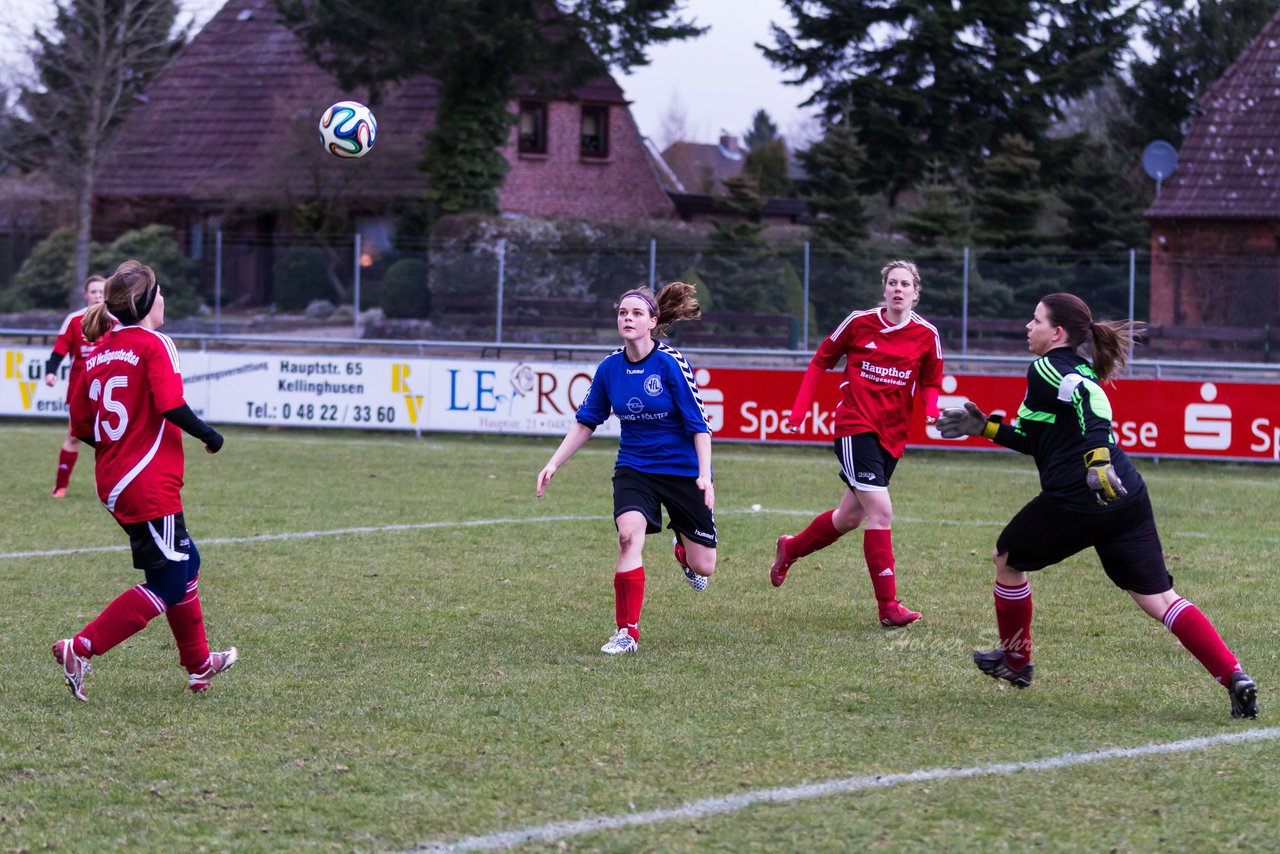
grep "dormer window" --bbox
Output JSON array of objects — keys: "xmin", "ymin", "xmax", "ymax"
[
  {"xmin": 580, "ymin": 105, "xmax": 608, "ymax": 158},
  {"xmin": 519, "ymin": 101, "xmax": 547, "ymax": 154}
]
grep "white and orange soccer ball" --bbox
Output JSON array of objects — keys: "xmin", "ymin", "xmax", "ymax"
[{"xmin": 318, "ymin": 100, "xmax": 377, "ymax": 159}]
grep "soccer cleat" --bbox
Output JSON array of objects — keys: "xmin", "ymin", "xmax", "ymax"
[
  {"xmin": 188, "ymin": 647, "xmax": 238, "ymax": 693},
  {"xmin": 1228, "ymin": 671, "xmax": 1258, "ymax": 719},
  {"xmin": 769, "ymin": 535, "xmax": 796, "ymax": 587},
  {"xmin": 600, "ymin": 629, "xmax": 638, "ymax": 655},
  {"xmin": 673, "ymin": 536, "xmax": 707, "ymax": 591},
  {"xmin": 51, "ymin": 487, "xmax": 67, "ymax": 499},
  {"xmin": 52, "ymin": 638, "xmax": 91, "ymax": 702},
  {"xmin": 973, "ymin": 648, "xmax": 1034, "ymax": 689},
  {"xmin": 878, "ymin": 600, "xmax": 921, "ymax": 628}
]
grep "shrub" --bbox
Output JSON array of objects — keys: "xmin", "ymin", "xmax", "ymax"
[
  {"xmin": 13, "ymin": 228, "xmax": 80, "ymax": 309},
  {"xmin": 273, "ymin": 246, "xmax": 331, "ymax": 311},
  {"xmin": 380, "ymin": 258, "xmax": 430, "ymax": 319},
  {"xmin": 97, "ymin": 225, "xmax": 200, "ymax": 319},
  {"xmin": 15, "ymin": 225, "xmax": 201, "ymax": 318}
]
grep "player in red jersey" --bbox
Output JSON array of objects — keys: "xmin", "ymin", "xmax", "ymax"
[
  {"xmin": 43, "ymin": 274, "xmax": 107, "ymax": 498},
  {"xmin": 769, "ymin": 260, "xmax": 944, "ymax": 627},
  {"xmin": 52, "ymin": 260, "xmax": 236, "ymax": 702}
]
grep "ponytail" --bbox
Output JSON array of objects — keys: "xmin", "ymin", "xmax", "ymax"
[
  {"xmin": 1040, "ymin": 292, "xmax": 1142, "ymax": 382},
  {"xmin": 81, "ymin": 303, "xmax": 114, "ymax": 343},
  {"xmin": 654, "ymin": 281, "xmax": 702, "ymax": 338}
]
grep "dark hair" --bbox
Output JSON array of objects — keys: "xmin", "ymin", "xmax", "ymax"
[
  {"xmin": 83, "ymin": 260, "xmax": 157, "ymax": 341},
  {"xmin": 1039, "ymin": 292, "xmax": 1141, "ymax": 382},
  {"xmin": 617, "ymin": 282, "xmax": 702, "ymax": 338}
]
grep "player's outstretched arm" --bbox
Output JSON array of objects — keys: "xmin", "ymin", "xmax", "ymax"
[
  {"xmin": 163, "ymin": 404, "xmax": 223, "ymax": 454},
  {"xmin": 937, "ymin": 402, "xmax": 998, "ymax": 439},
  {"xmin": 536, "ymin": 422, "xmax": 594, "ymax": 497}
]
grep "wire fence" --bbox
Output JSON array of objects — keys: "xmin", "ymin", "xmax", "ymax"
[{"xmin": 3, "ymin": 227, "xmax": 1277, "ymax": 361}]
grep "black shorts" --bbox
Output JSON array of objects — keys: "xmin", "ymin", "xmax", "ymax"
[
  {"xmin": 118, "ymin": 512, "xmax": 193, "ymax": 571},
  {"xmin": 995, "ymin": 491, "xmax": 1173, "ymax": 595},
  {"xmin": 835, "ymin": 433, "xmax": 898, "ymax": 492},
  {"xmin": 612, "ymin": 466, "xmax": 717, "ymax": 548}
]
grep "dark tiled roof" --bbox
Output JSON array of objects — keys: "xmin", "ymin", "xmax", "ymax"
[
  {"xmin": 97, "ymin": 0, "xmax": 439, "ymax": 203},
  {"xmin": 661, "ymin": 140, "xmax": 746, "ymax": 195},
  {"xmin": 1147, "ymin": 11, "xmax": 1280, "ymax": 220},
  {"xmin": 95, "ymin": 0, "xmax": 626, "ymax": 205}
]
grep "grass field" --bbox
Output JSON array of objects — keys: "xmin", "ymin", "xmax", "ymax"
[{"xmin": 1, "ymin": 422, "xmax": 1276, "ymax": 852}]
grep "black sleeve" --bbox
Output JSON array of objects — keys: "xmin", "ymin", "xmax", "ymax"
[
  {"xmin": 46, "ymin": 352, "xmax": 65, "ymax": 376},
  {"xmin": 163, "ymin": 404, "xmax": 224, "ymax": 452}
]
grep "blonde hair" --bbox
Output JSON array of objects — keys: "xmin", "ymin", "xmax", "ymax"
[
  {"xmin": 82, "ymin": 260, "xmax": 157, "ymax": 341},
  {"xmin": 617, "ymin": 282, "xmax": 702, "ymax": 338},
  {"xmin": 881, "ymin": 259, "xmax": 922, "ymax": 309},
  {"xmin": 82, "ymin": 274, "xmax": 106, "ymax": 292}
]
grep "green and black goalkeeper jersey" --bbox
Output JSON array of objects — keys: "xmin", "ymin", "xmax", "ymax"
[{"xmin": 989, "ymin": 347, "xmax": 1145, "ymax": 513}]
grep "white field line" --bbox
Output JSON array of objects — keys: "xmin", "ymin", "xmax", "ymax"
[
  {"xmin": 2, "ymin": 507, "xmax": 1273, "ymax": 562},
  {"xmin": 414, "ymin": 727, "xmax": 1280, "ymax": 853}
]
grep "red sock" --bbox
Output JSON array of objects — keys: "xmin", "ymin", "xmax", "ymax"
[
  {"xmin": 1163, "ymin": 598, "xmax": 1239, "ymax": 684},
  {"xmin": 165, "ymin": 581, "xmax": 210, "ymax": 672},
  {"xmin": 76, "ymin": 585, "xmax": 165, "ymax": 658},
  {"xmin": 789, "ymin": 510, "xmax": 842, "ymax": 559},
  {"xmin": 55, "ymin": 449, "xmax": 78, "ymax": 490},
  {"xmin": 863, "ymin": 529, "xmax": 896, "ymax": 602},
  {"xmin": 613, "ymin": 567, "xmax": 645, "ymax": 641},
  {"xmin": 994, "ymin": 582, "xmax": 1033, "ymax": 667}
]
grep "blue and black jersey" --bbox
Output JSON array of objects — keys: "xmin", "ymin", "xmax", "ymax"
[
  {"xmin": 576, "ymin": 342, "xmax": 711, "ymax": 477},
  {"xmin": 989, "ymin": 347, "xmax": 1145, "ymax": 513}
]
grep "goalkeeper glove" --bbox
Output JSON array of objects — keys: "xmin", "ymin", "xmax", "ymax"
[
  {"xmin": 936, "ymin": 402, "xmax": 1000, "ymax": 439},
  {"xmin": 1084, "ymin": 447, "xmax": 1127, "ymax": 505}
]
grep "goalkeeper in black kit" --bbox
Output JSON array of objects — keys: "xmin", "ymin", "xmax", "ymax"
[{"xmin": 938, "ymin": 293, "xmax": 1257, "ymax": 719}]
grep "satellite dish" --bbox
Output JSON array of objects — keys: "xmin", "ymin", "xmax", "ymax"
[{"xmin": 1143, "ymin": 140, "xmax": 1178, "ymax": 196}]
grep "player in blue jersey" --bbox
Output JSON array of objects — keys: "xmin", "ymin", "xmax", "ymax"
[{"xmin": 536, "ymin": 282, "xmax": 715, "ymax": 655}]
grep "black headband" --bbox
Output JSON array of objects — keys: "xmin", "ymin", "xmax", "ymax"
[{"xmin": 115, "ymin": 279, "xmax": 158, "ymax": 325}]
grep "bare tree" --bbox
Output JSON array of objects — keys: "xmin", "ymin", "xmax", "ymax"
[
  {"xmin": 659, "ymin": 91, "xmax": 692, "ymax": 150},
  {"xmin": 2, "ymin": 0, "xmax": 182, "ymax": 297}
]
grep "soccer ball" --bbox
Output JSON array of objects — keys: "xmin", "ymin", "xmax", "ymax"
[{"xmin": 318, "ymin": 100, "xmax": 377, "ymax": 159}]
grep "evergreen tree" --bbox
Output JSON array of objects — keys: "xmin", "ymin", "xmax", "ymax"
[
  {"xmin": 896, "ymin": 161, "xmax": 970, "ymax": 248},
  {"xmin": 972, "ymin": 135, "xmax": 1047, "ymax": 250},
  {"xmin": 743, "ymin": 109, "xmax": 779, "ymax": 150},
  {"xmin": 278, "ymin": 0, "xmax": 703, "ymax": 219},
  {"xmin": 795, "ymin": 119, "xmax": 870, "ymax": 252},
  {"xmin": 1059, "ymin": 139, "xmax": 1147, "ymax": 250},
  {"xmin": 704, "ymin": 175, "xmax": 775, "ymax": 312},
  {"xmin": 764, "ymin": 0, "xmax": 1135, "ymax": 201},
  {"xmin": 7, "ymin": 0, "xmax": 184, "ymax": 292},
  {"xmin": 742, "ymin": 138, "xmax": 792, "ymax": 198}
]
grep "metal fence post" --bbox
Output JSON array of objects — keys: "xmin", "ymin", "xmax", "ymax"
[
  {"xmin": 649, "ymin": 238, "xmax": 656, "ymax": 290},
  {"xmin": 496, "ymin": 238, "xmax": 506, "ymax": 343},
  {"xmin": 802, "ymin": 240, "xmax": 810, "ymax": 351},
  {"xmin": 961, "ymin": 246, "xmax": 970, "ymax": 366},
  {"xmin": 353, "ymin": 231, "xmax": 362, "ymax": 338},
  {"xmin": 1128, "ymin": 248, "xmax": 1136, "ymax": 367},
  {"xmin": 214, "ymin": 229, "xmax": 223, "ymax": 336}
]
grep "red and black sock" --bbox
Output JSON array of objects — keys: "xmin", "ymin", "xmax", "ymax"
[
  {"xmin": 613, "ymin": 567, "xmax": 645, "ymax": 641},
  {"xmin": 165, "ymin": 580, "xmax": 211, "ymax": 673},
  {"xmin": 994, "ymin": 582, "xmax": 1033, "ymax": 667},
  {"xmin": 54, "ymin": 449, "xmax": 78, "ymax": 491},
  {"xmin": 76, "ymin": 585, "xmax": 165, "ymax": 658},
  {"xmin": 863, "ymin": 529, "xmax": 897, "ymax": 603},
  {"xmin": 1162, "ymin": 598, "xmax": 1239, "ymax": 685},
  {"xmin": 788, "ymin": 510, "xmax": 842, "ymax": 560}
]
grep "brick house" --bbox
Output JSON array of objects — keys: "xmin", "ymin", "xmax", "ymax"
[
  {"xmin": 1145, "ymin": 11, "xmax": 1280, "ymax": 331},
  {"xmin": 93, "ymin": 0, "xmax": 675, "ymax": 302},
  {"xmin": 659, "ymin": 134, "xmax": 805, "ymax": 224}
]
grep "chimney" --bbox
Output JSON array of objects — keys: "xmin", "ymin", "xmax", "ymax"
[{"xmin": 719, "ymin": 134, "xmax": 740, "ymax": 152}]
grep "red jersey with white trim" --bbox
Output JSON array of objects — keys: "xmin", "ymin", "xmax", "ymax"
[
  {"xmin": 69, "ymin": 326, "xmax": 187, "ymax": 523},
  {"xmin": 52, "ymin": 308, "xmax": 95, "ymax": 403},
  {"xmin": 812, "ymin": 308, "xmax": 944, "ymax": 456}
]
